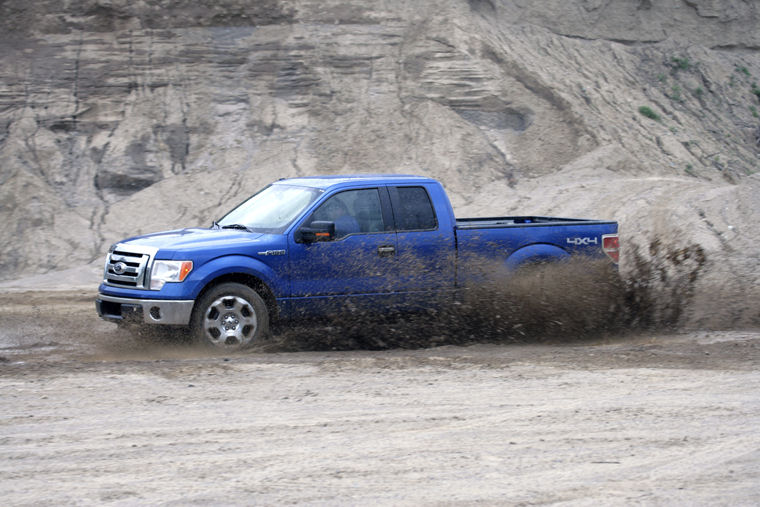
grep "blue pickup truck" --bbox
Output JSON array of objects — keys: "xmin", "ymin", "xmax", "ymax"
[{"xmin": 96, "ymin": 175, "xmax": 619, "ymax": 348}]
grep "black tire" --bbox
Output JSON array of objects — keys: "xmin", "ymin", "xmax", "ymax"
[{"xmin": 191, "ymin": 282, "xmax": 269, "ymax": 349}]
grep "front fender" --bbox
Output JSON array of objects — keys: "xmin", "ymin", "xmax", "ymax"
[
  {"xmin": 505, "ymin": 243, "xmax": 569, "ymax": 270},
  {"xmin": 183, "ymin": 255, "xmax": 286, "ymax": 299}
]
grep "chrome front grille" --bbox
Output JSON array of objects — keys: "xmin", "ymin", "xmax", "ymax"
[{"xmin": 103, "ymin": 244, "xmax": 158, "ymax": 290}]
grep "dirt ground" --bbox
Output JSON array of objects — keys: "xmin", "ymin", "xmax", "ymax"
[{"xmin": 1, "ymin": 290, "xmax": 759, "ymax": 505}]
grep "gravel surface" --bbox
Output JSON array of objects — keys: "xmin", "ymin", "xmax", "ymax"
[{"xmin": 1, "ymin": 291, "xmax": 759, "ymax": 505}]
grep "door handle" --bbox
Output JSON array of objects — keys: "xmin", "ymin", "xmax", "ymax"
[{"xmin": 377, "ymin": 245, "xmax": 395, "ymax": 257}]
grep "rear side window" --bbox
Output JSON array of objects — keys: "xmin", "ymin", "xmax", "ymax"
[{"xmin": 390, "ymin": 186, "xmax": 438, "ymax": 231}]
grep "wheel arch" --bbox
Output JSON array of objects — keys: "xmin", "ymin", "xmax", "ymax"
[
  {"xmin": 505, "ymin": 243, "xmax": 570, "ymax": 270},
  {"xmin": 192, "ymin": 273, "xmax": 279, "ymax": 323}
]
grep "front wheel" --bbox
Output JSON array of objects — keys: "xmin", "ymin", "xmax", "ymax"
[{"xmin": 191, "ymin": 283, "xmax": 269, "ymax": 349}]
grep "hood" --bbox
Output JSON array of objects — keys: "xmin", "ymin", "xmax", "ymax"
[{"xmin": 120, "ymin": 228, "xmax": 267, "ymax": 258}]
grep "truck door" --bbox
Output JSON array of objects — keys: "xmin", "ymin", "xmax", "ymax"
[
  {"xmin": 289, "ymin": 187, "xmax": 397, "ymax": 298},
  {"xmin": 388, "ymin": 185, "xmax": 456, "ymax": 292}
]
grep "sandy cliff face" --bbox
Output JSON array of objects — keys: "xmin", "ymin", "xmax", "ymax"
[
  {"xmin": 0, "ymin": 0, "xmax": 758, "ymax": 294},
  {"xmin": 493, "ymin": 0, "xmax": 760, "ymax": 47}
]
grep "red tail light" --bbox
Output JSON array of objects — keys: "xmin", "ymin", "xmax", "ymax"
[{"xmin": 602, "ymin": 234, "xmax": 619, "ymax": 263}]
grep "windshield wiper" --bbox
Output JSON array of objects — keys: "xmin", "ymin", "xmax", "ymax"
[{"xmin": 220, "ymin": 223, "xmax": 252, "ymax": 232}]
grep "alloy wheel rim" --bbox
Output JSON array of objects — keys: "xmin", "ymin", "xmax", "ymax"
[{"xmin": 203, "ymin": 295, "xmax": 257, "ymax": 347}]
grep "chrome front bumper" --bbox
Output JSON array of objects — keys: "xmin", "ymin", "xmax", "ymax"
[{"xmin": 96, "ymin": 294, "xmax": 195, "ymax": 326}]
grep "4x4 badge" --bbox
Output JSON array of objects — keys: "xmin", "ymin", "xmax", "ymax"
[{"xmin": 566, "ymin": 237, "xmax": 598, "ymax": 246}]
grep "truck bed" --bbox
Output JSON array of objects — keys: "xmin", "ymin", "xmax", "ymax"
[
  {"xmin": 453, "ymin": 215, "xmax": 619, "ymax": 278},
  {"xmin": 455, "ymin": 216, "xmax": 617, "ymax": 229}
]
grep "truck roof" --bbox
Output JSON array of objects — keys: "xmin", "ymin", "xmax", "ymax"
[{"xmin": 275, "ymin": 174, "xmax": 436, "ymax": 190}]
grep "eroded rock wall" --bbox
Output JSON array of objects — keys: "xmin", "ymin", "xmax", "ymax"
[{"xmin": 0, "ymin": 0, "xmax": 759, "ymax": 280}]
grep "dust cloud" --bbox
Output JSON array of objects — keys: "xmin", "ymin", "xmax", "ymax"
[{"xmin": 268, "ymin": 236, "xmax": 757, "ymax": 352}]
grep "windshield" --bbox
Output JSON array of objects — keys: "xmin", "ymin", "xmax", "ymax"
[{"xmin": 217, "ymin": 184, "xmax": 322, "ymax": 233}]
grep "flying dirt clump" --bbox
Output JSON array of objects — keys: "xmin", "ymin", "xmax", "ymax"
[{"xmin": 622, "ymin": 239, "xmax": 707, "ymax": 331}]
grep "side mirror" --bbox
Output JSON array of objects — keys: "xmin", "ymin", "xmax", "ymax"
[{"xmin": 297, "ymin": 221, "xmax": 335, "ymax": 244}]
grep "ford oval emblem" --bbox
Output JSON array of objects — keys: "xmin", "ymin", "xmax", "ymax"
[{"xmin": 113, "ymin": 261, "xmax": 127, "ymax": 275}]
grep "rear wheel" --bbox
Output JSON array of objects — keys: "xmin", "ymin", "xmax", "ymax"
[{"xmin": 191, "ymin": 283, "xmax": 269, "ymax": 349}]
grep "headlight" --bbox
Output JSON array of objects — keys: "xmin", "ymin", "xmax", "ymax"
[{"xmin": 150, "ymin": 260, "xmax": 193, "ymax": 290}]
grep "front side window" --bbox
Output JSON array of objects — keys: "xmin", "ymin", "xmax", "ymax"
[
  {"xmin": 218, "ymin": 184, "xmax": 322, "ymax": 233},
  {"xmin": 309, "ymin": 188, "xmax": 385, "ymax": 239}
]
